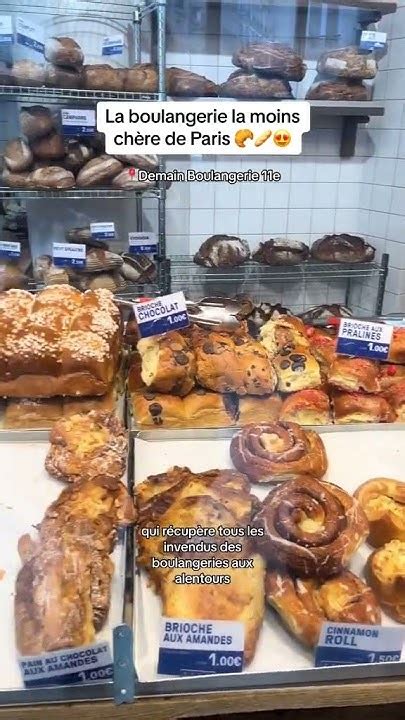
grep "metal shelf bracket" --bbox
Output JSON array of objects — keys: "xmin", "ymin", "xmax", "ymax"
[
  {"xmin": 113, "ymin": 624, "xmax": 136, "ymax": 705},
  {"xmin": 340, "ymin": 115, "xmax": 370, "ymax": 157}
]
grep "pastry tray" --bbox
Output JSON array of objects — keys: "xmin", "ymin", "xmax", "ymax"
[
  {"xmin": 0, "ymin": 430, "xmax": 129, "ymax": 705},
  {"xmin": 132, "ymin": 424, "xmax": 405, "ymax": 696}
]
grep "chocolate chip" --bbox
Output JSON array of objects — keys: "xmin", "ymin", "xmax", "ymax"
[
  {"xmin": 290, "ymin": 354, "xmax": 306, "ymax": 362},
  {"xmin": 143, "ymin": 392, "xmax": 156, "ymax": 400},
  {"xmin": 234, "ymin": 337, "xmax": 245, "ymax": 346},
  {"xmin": 174, "ymin": 351, "xmax": 189, "ymax": 365},
  {"xmin": 286, "ymin": 382, "xmax": 291, "ymax": 387},
  {"xmin": 292, "ymin": 362, "xmax": 305, "ymax": 373},
  {"xmin": 280, "ymin": 360, "xmax": 290, "ymax": 369},
  {"xmin": 279, "ymin": 347, "xmax": 291, "ymax": 357},
  {"xmin": 149, "ymin": 402, "xmax": 162, "ymax": 417},
  {"xmin": 251, "ymin": 364, "xmax": 256, "ymax": 369},
  {"xmin": 203, "ymin": 341, "xmax": 215, "ymax": 354}
]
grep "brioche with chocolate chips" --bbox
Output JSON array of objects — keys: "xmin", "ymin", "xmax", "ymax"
[
  {"xmin": 131, "ymin": 387, "xmax": 237, "ymax": 428},
  {"xmin": 273, "ymin": 347, "xmax": 321, "ymax": 393},
  {"xmin": 137, "ymin": 331, "xmax": 196, "ymax": 397}
]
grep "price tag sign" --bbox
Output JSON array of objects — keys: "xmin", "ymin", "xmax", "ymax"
[
  {"xmin": 90, "ymin": 221, "xmax": 115, "ymax": 240},
  {"xmin": 134, "ymin": 292, "xmax": 189, "ymax": 338},
  {"xmin": 315, "ymin": 623, "xmax": 405, "ymax": 668},
  {"xmin": 19, "ymin": 642, "xmax": 113, "ymax": 688},
  {"xmin": 158, "ymin": 618, "xmax": 244, "ymax": 677},
  {"xmin": 0, "ymin": 240, "xmax": 20, "ymax": 258},
  {"xmin": 360, "ymin": 31, "xmax": 387, "ymax": 51},
  {"xmin": 53, "ymin": 242, "xmax": 86, "ymax": 268},
  {"xmin": 337, "ymin": 318, "xmax": 393, "ymax": 361},
  {"xmin": 0, "ymin": 16, "xmax": 12, "ymax": 44},
  {"xmin": 16, "ymin": 17, "xmax": 44, "ymax": 54},
  {"xmin": 102, "ymin": 34, "xmax": 124, "ymax": 56},
  {"xmin": 61, "ymin": 108, "xmax": 96, "ymax": 137},
  {"xmin": 129, "ymin": 231, "xmax": 157, "ymax": 254}
]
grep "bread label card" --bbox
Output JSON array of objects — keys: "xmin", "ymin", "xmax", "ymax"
[
  {"xmin": 129, "ymin": 231, "xmax": 157, "ymax": 254},
  {"xmin": 90, "ymin": 221, "xmax": 115, "ymax": 240},
  {"xmin": 53, "ymin": 242, "xmax": 86, "ymax": 268},
  {"xmin": 61, "ymin": 108, "xmax": 96, "ymax": 137},
  {"xmin": 157, "ymin": 617, "xmax": 244, "ymax": 676},
  {"xmin": 19, "ymin": 642, "xmax": 113, "ymax": 688},
  {"xmin": 134, "ymin": 292, "xmax": 190, "ymax": 338},
  {"xmin": 102, "ymin": 35, "xmax": 124, "ymax": 56},
  {"xmin": 337, "ymin": 318, "xmax": 393, "ymax": 361},
  {"xmin": 315, "ymin": 623, "xmax": 404, "ymax": 667},
  {"xmin": 0, "ymin": 16, "xmax": 12, "ymax": 44},
  {"xmin": 360, "ymin": 31, "xmax": 387, "ymax": 52},
  {"xmin": 0, "ymin": 240, "xmax": 20, "ymax": 259},
  {"xmin": 16, "ymin": 17, "xmax": 44, "ymax": 54}
]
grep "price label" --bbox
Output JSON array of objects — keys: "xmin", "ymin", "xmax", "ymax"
[
  {"xmin": 90, "ymin": 221, "xmax": 115, "ymax": 239},
  {"xmin": 128, "ymin": 231, "xmax": 157, "ymax": 254},
  {"xmin": 53, "ymin": 242, "xmax": 86, "ymax": 268},
  {"xmin": 134, "ymin": 291, "xmax": 189, "ymax": 338},
  {"xmin": 19, "ymin": 642, "xmax": 113, "ymax": 688},
  {"xmin": 158, "ymin": 618, "xmax": 244, "ymax": 677},
  {"xmin": 0, "ymin": 240, "xmax": 20, "ymax": 258},
  {"xmin": 16, "ymin": 17, "xmax": 44, "ymax": 54},
  {"xmin": 315, "ymin": 623, "xmax": 405, "ymax": 668},
  {"xmin": 0, "ymin": 16, "xmax": 12, "ymax": 44},
  {"xmin": 337, "ymin": 318, "xmax": 393, "ymax": 361},
  {"xmin": 61, "ymin": 108, "xmax": 96, "ymax": 137},
  {"xmin": 102, "ymin": 34, "xmax": 124, "ymax": 56},
  {"xmin": 360, "ymin": 31, "xmax": 387, "ymax": 51}
]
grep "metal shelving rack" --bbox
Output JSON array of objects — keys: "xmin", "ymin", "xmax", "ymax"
[
  {"xmin": 0, "ymin": 0, "xmax": 168, "ymax": 296},
  {"xmin": 170, "ymin": 253, "xmax": 389, "ymax": 315}
]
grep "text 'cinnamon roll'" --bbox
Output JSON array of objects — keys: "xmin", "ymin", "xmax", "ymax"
[
  {"xmin": 254, "ymin": 476, "xmax": 369, "ymax": 577},
  {"xmin": 230, "ymin": 421, "xmax": 327, "ymax": 483}
]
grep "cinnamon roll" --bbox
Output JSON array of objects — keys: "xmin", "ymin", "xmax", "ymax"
[
  {"xmin": 230, "ymin": 422, "xmax": 327, "ymax": 484},
  {"xmin": 355, "ymin": 478, "xmax": 405, "ymax": 547},
  {"xmin": 254, "ymin": 476, "xmax": 369, "ymax": 577},
  {"xmin": 266, "ymin": 569, "xmax": 381, "ymax": 647}
]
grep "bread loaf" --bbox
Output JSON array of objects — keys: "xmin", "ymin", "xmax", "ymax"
[
  {"xmin": 0, "ymin": 263, "xmax": 28, "ymax": 291},
  {"xmin": 2, "ymin": 168, "xmax": 33, "ymax": 188},
  {"xmin": 20, "ymin": 106, "xmax": 55, "ymax": 141},
  {"xmin": 317, "ymin": 46, "xmax": 377, "ymax": 80},
  {"xmin": 124, "ymin": 63, "xmax": 158, "ymax": 92},
  {"xmin": 232, "ymin": 42, "xmax": 306, "ymax": 81},
  {"xmin": 194, "ymin": 234, "xmax": 250, "ymax": 268},
  {"xmin": 311, "ymin": 234, "xmax": 375, "ymax": 263},
  {"xmin": 306, "ymin": 79, "xmax": 369, "ymax": 101},
  {"xmin": 44, "ymin": 37, "xmax": 84, "ymax": 69},
  {"xmin": 65, "ymin": 226, "xmax": 109, "ymax": 249},
  {"xmin": 115, "ymin": 154, "xmax": 158, "ymax": 169},
  {"xmin": 11, "ymin": 60, "xmax": 46, "ymax": 87},
  {"xmin": 76, "ymin": 155, "xmax": 123, "ymax": 187},
  {"xmin": 219, "ymin": 70, "xmax": 292, "ymax": 99},
  {"xmin": 0, "ymin": 61, "xmax": 13, "ymax": 85},
  {"xmin": 30, "ymin": 166, "xmax": 75, "ymax": 189},
  {"xmin": 45, "ymin": 63, "xmax": 83, "ymax": 89},
  {"xmin": 4, "ymin": 139, "xmax": 33, "ymax": 172},
  {"xmin": 253, "ymin": 239, "xmax": 309, "ymax": 266},
  {"xmin": 83, "ymin": 64, "xmax": 124, "ymax": 92},
  {"xmin": 31, "ymin": 133, "xmax": 66, "ymax": 161},
  {"xmin": 120, "ymin": 254, "xmax": 156, "ymax": 283},
  {"xmin": 166, "ymin": 67, "xmax": 217, "ymax": 97}
]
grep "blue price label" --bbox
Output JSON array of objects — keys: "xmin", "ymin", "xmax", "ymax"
[
  {"xmin": 315, "ymin": 623, "xmax": 404, "ymax": 668},
  {"xmin": 61, "ymin": 109, "xmax": 96, "ymax": 138},
  {"xmin": 337, "ymin": 318, "xmax": 393, "ymax": 361},
  {"xmin": 53, "ymin": 242, "xmax": 86, "ymax": 268},
  {"xmin": 129, "ymin": 231, "xmax": 157, "ymax": 255},
  {"xmin": 16, "ymin": 17, "xmax": 44, "ymax": 54},
  {"xmin": 90, "ymin": 222, "xmax": 115, "ymax": 239},
  {"xmin": 0, "ymin": 240, "xmax": 20, "ymax": 258},
  {"xmin": 102, "ymin": 35, "xmax": 124, "ymax": 56},
  {"xmin": 360, "ymin": 31, "xmax": 387, "ymax": 51},
  {"xmin": 134, "ymin": 292, "xmax": 190, "ymax": 339},
  {"xmin": 0, "ymin": 16, "xmax": 12, "ymax": 44},
  {"xmin": 19, "ymin": 642, "xmax": 113, "ymax": 688},
  {"xmin": 158, "ymin": 618, "xmax": 244, "ymax": 677}
]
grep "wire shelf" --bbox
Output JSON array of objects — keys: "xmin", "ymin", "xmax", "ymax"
[
  {"xmin": 170, "ymin": 256, "xmax": 387, "ymax": 285},
  {"xmin": 0, "ymin": 187, "xmax": 162, "ymax": 200},
  {"xmin": 0, "ymin": 0, "xmax": 158, "ymax": 19},
  {"xmin": 0, "ymin": 86, "xmax": 159, "ymax": 104}
]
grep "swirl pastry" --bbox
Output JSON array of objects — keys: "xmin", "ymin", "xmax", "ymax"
[
  {"xmin": 230, "ymin": 422, "xmax": 327, "ymax": 484},
  {"xmin": 355, "ymin": 478, "xmax": 405, "ymax": 547},
  {"xmin": 253, "ymin": 476, "xmax": 369, "ymax": 577},
  {"xmin": 266, "ymin": 569, "xmax": 381, "ymax": 647},
  {"xmin": 367, "ymin": 540, "xmax": 405, "ymax": 623}
]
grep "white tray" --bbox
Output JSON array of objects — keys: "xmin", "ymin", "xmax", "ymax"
[
  {"xmin": 133, "ymin": 426, "xmax": 405, "ymax": 694},
  {"xmin": 0, "ymin": 434, "xmax": 126, "ymax": 692}
]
